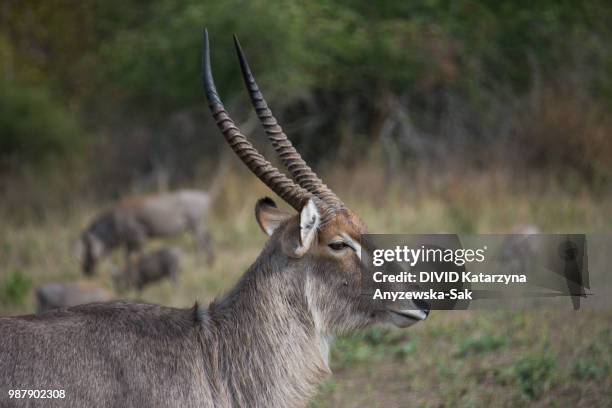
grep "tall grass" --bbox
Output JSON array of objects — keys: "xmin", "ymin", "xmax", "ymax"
[
  {"xmin": 1, "ymin": 163, "xmax": 611, "ymax": 315},
  {"xmin": 0, "ymin": 164, "xmax": 610, "ymax": 406}
]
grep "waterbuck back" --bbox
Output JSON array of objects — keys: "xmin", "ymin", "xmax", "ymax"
[{"xmin": 1, "ymin": 302, "xmax": 218, "ymax": 407}]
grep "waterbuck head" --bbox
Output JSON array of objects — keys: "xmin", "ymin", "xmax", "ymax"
[{"xmin": 203, "ymin": 31, "xmax": 429, "ymax": 335}]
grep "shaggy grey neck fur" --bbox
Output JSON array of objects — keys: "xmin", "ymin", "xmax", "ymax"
[
  {"xmin": 1, "ymin": 237, "xmax": 331, "ymax": 408},
  {"xmin": 206, "ymin": 244, "xmax": 331, "ymax": 407}
]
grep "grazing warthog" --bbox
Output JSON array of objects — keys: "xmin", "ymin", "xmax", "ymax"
[
  {"xmin": 499, "ymin": 224, "xmax": 541, "ymax": 275},
  {"xmin": 0, "ymin": 32, "xmax": 429, "ymax": 407},
  {"xmin": 36, "ymin": 282, "xmax": 113, "ymax": 313},
  {"xmin": 80, "ymin": 189, "xmax": 213, "ymax": 275},
  {"xmin": 112, "ymin": 247, "xmax": 182, "ymax": 292}
]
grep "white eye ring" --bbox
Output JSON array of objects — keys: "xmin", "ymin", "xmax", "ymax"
[{"xmin": 340, "ymin": 233, "xmax": 362, "ymax": 260}]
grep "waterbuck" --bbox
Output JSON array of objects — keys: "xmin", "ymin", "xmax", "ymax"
[
  {"xmin": 80, "ymin": 189, "xmax": 213, "ymax": 275},
  {"xmin": 0, "ymin": 31, "xmax": 429, "ymax": 408},
  {"xmin": 112, "ymin": 247, "xmax": 182, "ymax": 292},
  {"xmin": 36, "ymin": 282, "xmax": 114, "ymax": 314}
]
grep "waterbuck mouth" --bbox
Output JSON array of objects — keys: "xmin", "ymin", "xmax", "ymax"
[{"xmin": 387, "ymin": 308, "xmax": 429, "ymax": 328}]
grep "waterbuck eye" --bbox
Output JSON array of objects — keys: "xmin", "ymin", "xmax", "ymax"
[{"xmin": 328, "ymin": 242, "xmax": 349, "ymax": 251}]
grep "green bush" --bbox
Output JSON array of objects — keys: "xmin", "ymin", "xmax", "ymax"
[
  {"xmin": 510, "ymin": 353, "xmax": 556, "ymax": 400},
  {"xmin": 0, "ymin": 80, "xmax": 83, "ymax": 166},
  {"xmin": 572, "ymin": 359, "xmax": 608, "ymax": 381},
  {"xmin": 331, "ymin": 327, "xmax": 415, "ymax": 368},
  {"xmin": 2, "ymin": 0, "xmax": 612, "ymax": 185},
  {"xmin": 456, "ymin": 334, "xmax": 508, "ymax": 356},
  {"xmin": 1, "ymin": 271, "xmax": 32, "ymax": 306},
  {"xmin": 571, "ymin": 339, "xmax": 611, "ymax": 382},
  {"xmin": 73, "ymin": 0, "xmax": 612, "ymax": 123}
]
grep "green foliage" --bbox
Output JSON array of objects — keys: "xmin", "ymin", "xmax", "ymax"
[
  {"xmin": 332, "ymin": 332, "xmax": 379, "ymax": 367},
  {"xmin": 446, "ymin": 205, "xmax": 476, "ymax": 234},
  {"xmin": 5, "ymin": 0, "xmax": 612, "ymax": 114},
  {"xmin": 510, "ymin": 353, "xmax": 556, "ymax": 400},
  {"xmin": 572, "ymin": 359, "xmax": 608, "ymax": 381},
  {"xmin": 456, "ymin": 334, "xmax": 508, "ymax": 356},
  {"xmin": 2, "ymin": 0, "xmax": 612, "ymax": 188},
  {"xmin": 90, "ymin": 0, "xmax": 315, "ymax": 114},
  {"xmin": 331, "ymin": 327, "xmax": 417, "ymax": 368},
  {"xmin": 1, "ymin": 271, "xmax": 32, "ymax": 306},
  {"xmin": 0, "ymin": 80, "xmax": 83, "ymax": 166},
  {"xmin": 571, "ymin": 337, "xmax": 611, "ymax": 382},
  {"xmin": 309, "ymin": 379, "xmax": 337, "ymax": 408}
]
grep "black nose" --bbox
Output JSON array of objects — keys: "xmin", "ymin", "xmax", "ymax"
[{"xmin": 414, "ymin": 298, "xmax": 431, "ymax": 316}]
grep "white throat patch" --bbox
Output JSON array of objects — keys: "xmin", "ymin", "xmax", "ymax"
[{"xmin": 304, "ymin": 276, "xmax": 332, "ymax": 373}]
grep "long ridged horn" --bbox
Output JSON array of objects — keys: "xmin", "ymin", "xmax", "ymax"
[
  {"xmin": 202, "ymin": 30, "xmax": 312, "ymax": 211},
  {"xmin": 233, "ymin": 35, "xmax": 345, "ymax": 209}
]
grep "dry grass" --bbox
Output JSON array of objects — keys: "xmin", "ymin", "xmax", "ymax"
[{"xmin": 0, "ymin": 165, "xmax": 610, "ymax": 406}]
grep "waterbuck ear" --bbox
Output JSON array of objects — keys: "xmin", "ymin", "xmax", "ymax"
[
  {"xmin": 255, "ymin": 197, "xmax": 292, "ymax": 236},
  {"xmin": 294, "ymin": 199, "xmax": 321, "ymax": 257}
]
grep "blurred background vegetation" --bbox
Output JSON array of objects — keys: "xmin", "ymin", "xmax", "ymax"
[
  {"xmin": 1, "ymin": 2, "xmax": 611, "ymax": 406},
  {"xmin": 1, "ymin": 0, "xmax": 612, "ymax": 220}
]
